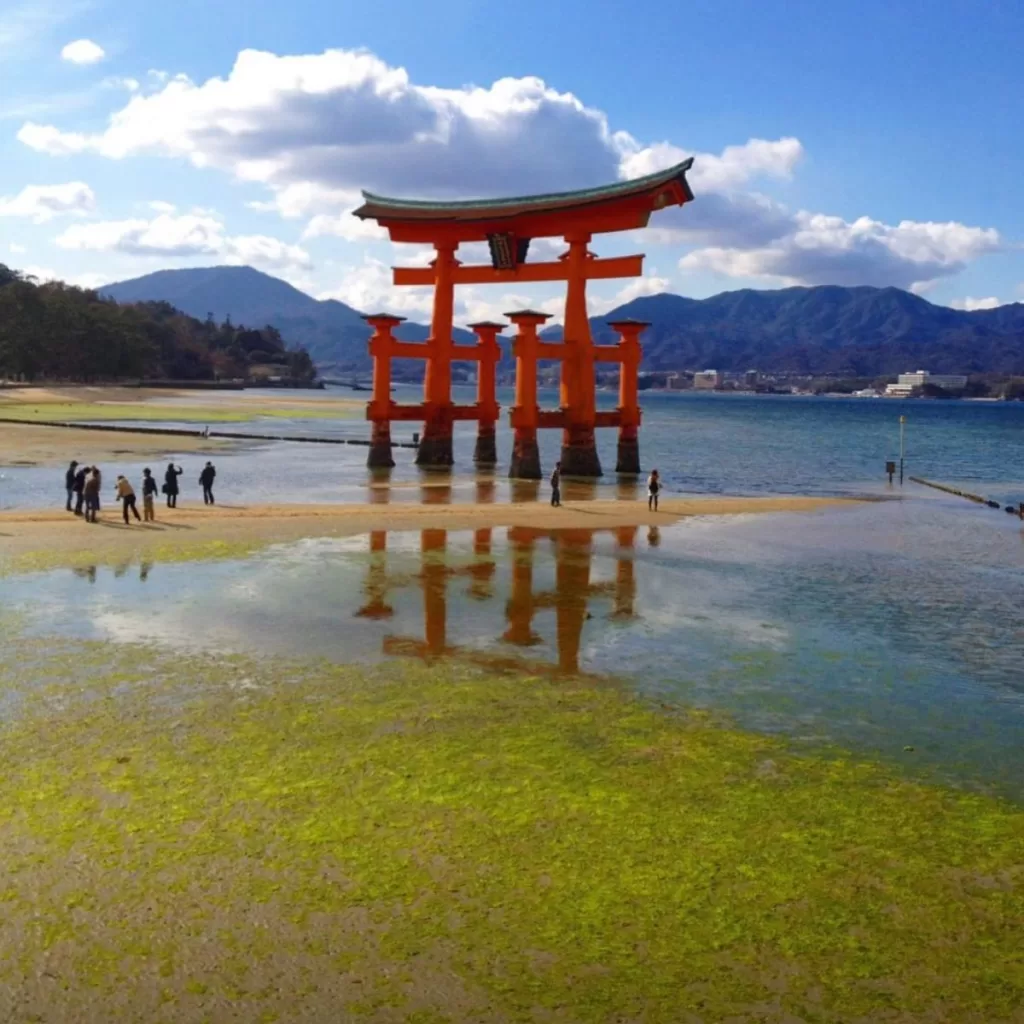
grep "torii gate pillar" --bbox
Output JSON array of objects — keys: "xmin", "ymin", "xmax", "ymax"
[
  {"xmin": 609, "ymin": 319, "xmax": 647, "ymax": 475},
  {"xmin": 363, "ymin": 313, "xmax": 406, "ymax": 469},
  {"xmin": 506, "ymin": 310, "xmax": 549, "ymax": 480}
]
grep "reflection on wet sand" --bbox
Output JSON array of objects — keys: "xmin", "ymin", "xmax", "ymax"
[{"xmin": 359, "ymin": 524, "xmax": 644, "ymax": 675}]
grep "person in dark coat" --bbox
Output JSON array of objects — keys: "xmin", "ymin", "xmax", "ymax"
[
  {"xmin": 199, "ymin": 461, "xmax": 216, "ymax": 505},
  {"xmin": 549, "ymin": 461, "xmax": 562, "ymax": 508},
  {"xmin": 141, "ymin": 468, "xmax": 158, "ymax": 522},
  {"xmin": 72, "ymin": 463, "xmax": 87, "ymax": 516},
  {"xmin": 65, "ymin": 460, "xmax": 79, "ymax": 512},
  {"xmin": 164, "ymin": 463, "xmax": 183, "ymax": 508}
]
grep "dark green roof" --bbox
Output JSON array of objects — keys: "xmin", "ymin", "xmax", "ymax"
[{"xmin": 353, "ymin": 159, "xmax": 693, "ymax": 222}]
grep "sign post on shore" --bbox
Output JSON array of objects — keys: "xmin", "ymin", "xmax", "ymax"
[{"xmin": 899, "ymin": 415, "xmax": 906, "ymax": 486}]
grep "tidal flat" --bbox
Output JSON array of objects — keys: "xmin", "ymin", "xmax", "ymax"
[{"xmin": 1, "ymin": 605, "xmax": 1022, "ymax": 1021}]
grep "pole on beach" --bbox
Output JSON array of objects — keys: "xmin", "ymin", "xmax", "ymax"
[{"xmin": 899, "ymin": 415, "xmax": 906, "ymax": 486}]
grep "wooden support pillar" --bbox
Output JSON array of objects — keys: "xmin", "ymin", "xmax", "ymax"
[
  {"xmin": 468, "ymin": 320, "xmax": 503, "ymax": 466},
  {"xmin": 506, "ymin": 310, "xmax": 549, "ymax": 479},
  {"xmin": 363, "ymin": 313, "xmax": 406, "ymax": 469},
  {"xmin": 608, "ymin": 318, "xmax": 648, "ymax": 475},
  {"xmin": 560, "ymin": 232, "xmax": 602, "ymax": 478},
  {"xmin": 418, "ymin": 241, "xmax": 459, "ymax": 469}
]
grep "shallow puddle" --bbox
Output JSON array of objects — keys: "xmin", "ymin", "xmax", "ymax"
[{"xmin": 3, "ymin": 499, "xmax": 1023, "ymax": 797}]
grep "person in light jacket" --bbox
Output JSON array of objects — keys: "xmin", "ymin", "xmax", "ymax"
[{"xmin": 115, "ymin": 475, "xmax": 141, "ymax": 524}]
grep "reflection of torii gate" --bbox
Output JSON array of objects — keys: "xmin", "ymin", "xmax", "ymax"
[
  {"xmin": 357, "ymin": 526, "xmax": 639, "ymax": 676},
  {"xmin": 354, "ymin": 161, "xmax": 694, "ymax": 478}
]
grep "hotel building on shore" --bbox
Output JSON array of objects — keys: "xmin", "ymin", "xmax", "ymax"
[
  {"xmin": 693, "ymin": 369, "xmax": 723, "ymax": 390},
  {"xmin": 885, "ymin": 369, "xmax": 969, "ymax": 396}
]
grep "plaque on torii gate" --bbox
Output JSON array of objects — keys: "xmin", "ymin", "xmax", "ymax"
[{"xmin": 352, "ymin": 159, "xmax": 694, "ymax": 477}]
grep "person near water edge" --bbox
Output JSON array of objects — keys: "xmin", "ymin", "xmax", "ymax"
[
  {"xmin": 72, "ymin": 463, "xmax": 87, "ymax": 516},
  {"xmin": 65, "ymin": 460, "xmax": 78, "ymax": 512},
  {"xmin": 115, "ymin": 475, "xmax": 141, "ymax": 524},
  {"xmin": 163, "ymin": 463, "xmax": 183, "ymax": 508},
  {"xmin": 83, "ymin": 467, "xmax": 100, "ymax": 523},
  {"xmin": 550, "ymin": 461, "xmax": 562, "ymax": 508},
  {"xmin": 647, "ymin": 469, "xmax": 660, "ymax": 512},
  {"xmin": 199, "ymin": 461, "xmax": 217, "ymax": 505},
  {"xmin": 141, "ymin": 468, "xmax": 158, "ymax": 522}
]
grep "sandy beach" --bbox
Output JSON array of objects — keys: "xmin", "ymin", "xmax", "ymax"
[
  {"xmin": 0, "ymin": 386, "xmax": 363, "ymax": 467},
  {"xmin": 0, "ymin": 495, "xmax": 861, "ymax": 573},
  {"xmin": 0, "ymin": 422, "xmax": 227, "ymax": 466}
]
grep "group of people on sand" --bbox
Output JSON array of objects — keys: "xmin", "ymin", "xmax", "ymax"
[
  {"xmin": 548, "ymin": 463, "xmax": 661, "ymax": 511},
  {"xmin": 64, "ymin": 460, "xmax": 217, "ymax": 525}
]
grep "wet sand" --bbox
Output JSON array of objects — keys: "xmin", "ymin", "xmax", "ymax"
[
  {"xmin": 0, "ymin": 422, "xmax": 226, "ymax": 467},
  {"xmin": 0, "ymin": 495, "xmax": 861, "ymax": 572}
]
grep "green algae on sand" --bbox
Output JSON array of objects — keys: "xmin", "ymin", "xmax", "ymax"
[
  {"xmin": 0, "ymin": 400, "xmax": 359, "ymax": 425},
  {"xmin": 0, "ymin": 629, "xmax": 1022, "ymax": 1023}
]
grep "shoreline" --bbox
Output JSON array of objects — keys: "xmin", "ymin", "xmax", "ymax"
[{"xmin": 0, "ymin": 495, "xmax": 862, "ymax": 573}]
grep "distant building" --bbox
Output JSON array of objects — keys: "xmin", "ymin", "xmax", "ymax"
[
  {"xmin": 885, "ymin": 369, "xmax": 968, "ymax": 396},
  {"xmin": 744, "ymin": 369, "xmax": 759, "ymax": 389},
  {"xmin": 666, "ymin": 373, "xmax": 688, "ymax": 390},
  {"xmin": 693, "ymin": 369, "xmax": 723, "ymax": 390}
]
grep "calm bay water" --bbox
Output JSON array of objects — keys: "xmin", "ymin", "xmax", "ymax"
[{"xmin": 2, "ymin": 387, "xmax": 1024, "ymax": 507}]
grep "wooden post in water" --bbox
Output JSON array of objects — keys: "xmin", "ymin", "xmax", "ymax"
[{"xmin": 899, "ymin": 415, "xmax": 906, "ymax": 486}]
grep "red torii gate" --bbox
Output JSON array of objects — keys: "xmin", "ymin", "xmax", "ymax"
[{"xmin": 353, "ymin": 159, "xmax": 694, "ymax": 477}]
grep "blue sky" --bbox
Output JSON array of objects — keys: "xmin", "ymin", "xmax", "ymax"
[{"xmin": 2, "ymin": 0, "xmax": 1022, "ymax": 321}]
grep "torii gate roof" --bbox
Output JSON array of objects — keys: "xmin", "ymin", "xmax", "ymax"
[{"xmin": 352, "ymin": 159, "xmax": 694, "ymax": 243}]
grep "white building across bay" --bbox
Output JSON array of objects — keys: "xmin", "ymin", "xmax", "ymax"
[{"xmin": 885, "ymin": 369, "xmax": 968, "ymax": 396}]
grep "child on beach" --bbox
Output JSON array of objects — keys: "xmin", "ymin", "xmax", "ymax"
[
  {"xmin": 647, "ymin": 469, "xmax": 660, "ymax": 512},
  {"xmin": 550, "ymin": 462, "xmax": 562, "ymax": 508}
]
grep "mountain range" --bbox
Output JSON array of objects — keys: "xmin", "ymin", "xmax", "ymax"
[{"xmin": 101, "ymin": 266, "xmax": 1024, "ymax": 377}]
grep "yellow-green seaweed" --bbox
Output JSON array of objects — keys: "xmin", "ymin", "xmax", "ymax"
[{"xmin": 0, "ymin": 626, "xmax": 1021, "ymax": 1023}]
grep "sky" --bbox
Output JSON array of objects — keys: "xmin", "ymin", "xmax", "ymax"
[{"xmin": 1, "ymin": 0, "xmax": 1022, "ymax": 323}]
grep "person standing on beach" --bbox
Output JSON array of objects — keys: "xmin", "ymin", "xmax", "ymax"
[
  {"xmin": 83, "ymin": 468, "xmax": 100, "ymax": 523},
  {"xmin": 92, "ymin": 466, "xmax": 103, "ymax": 511},
  {"xmin": 550, "ymin": 461, "xmax": 562, "ymax": 508},
  {"xmin": 141, "ymin": 468, "xmax": 158, "ymax": 521},
  {"xmin": 647, "ymin": 469, "xmax": 660, "ymax": 512},
  {"xmin": 199, "ymin": 461, "xmax": 217, "ymax": 505},
  {"xmin": 65, "ymin": 460, "xmax": 79, "ymax": 512},
  {"xmin": 72, "ymin": 463, "xmax": 87, "ymax": 516},
  {"xmin": 164, "ymin": 463, "xmax": 183, "ymax": 508},
  {"xmin": 115, "ymin": 475, "xmax": 141, "ymax": 524}
]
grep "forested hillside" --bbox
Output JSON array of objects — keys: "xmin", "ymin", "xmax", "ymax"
[{"xmin": 0, "ymin": 265, "xmax": 315, "ymax": 383}]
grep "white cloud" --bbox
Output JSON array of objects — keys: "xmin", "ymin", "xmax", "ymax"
[
  {"xmin": 148, "ymin": 200, "xmax": 177, "ymax": 213},
  {"xmin": 16, "ymin": 45, "xmax": 1004, "ymax": 293},
  {"xmin": 18, "ymin": 49, "xmax": 624, "ymax": 199},
  {"xmin": 20, "ymin": 264, "xmax": 61, "ymax": 282},
  {"xmin": 304, "ymin": 210, "xmax": 388, "ymax": 242},
  {"xmin": 0, "ymin": 181, "xmax": 95, "ymax": 222},
  {"xmin": 61, "ymin": 39, "xmax": 105, "ymax": 65},
  {"xmin": 9, "ymin": 243, "xmax": 27, "ymax": 254},
  {"xmin": 318, "ymin": 257, "xmax": 433, "ymax": 315},
  {"xmin": 55, "ymin": 211, "xmax": 312, "ymax": 272},
  {"xmin": 619, "ymin": 136, "xmax": 803, "ymax": 192},
  {"xmin": 680, "ymin": 213, "xmax": 1001, "ymax": 290},
  {"xmin": 949, "ymin": 296, "xmax": 1001, "ymax": 311}
]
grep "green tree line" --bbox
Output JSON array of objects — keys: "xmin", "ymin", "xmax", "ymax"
[{"xmin": 0, "ymin": 265, "xmax": 316, "ymax": 383}]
